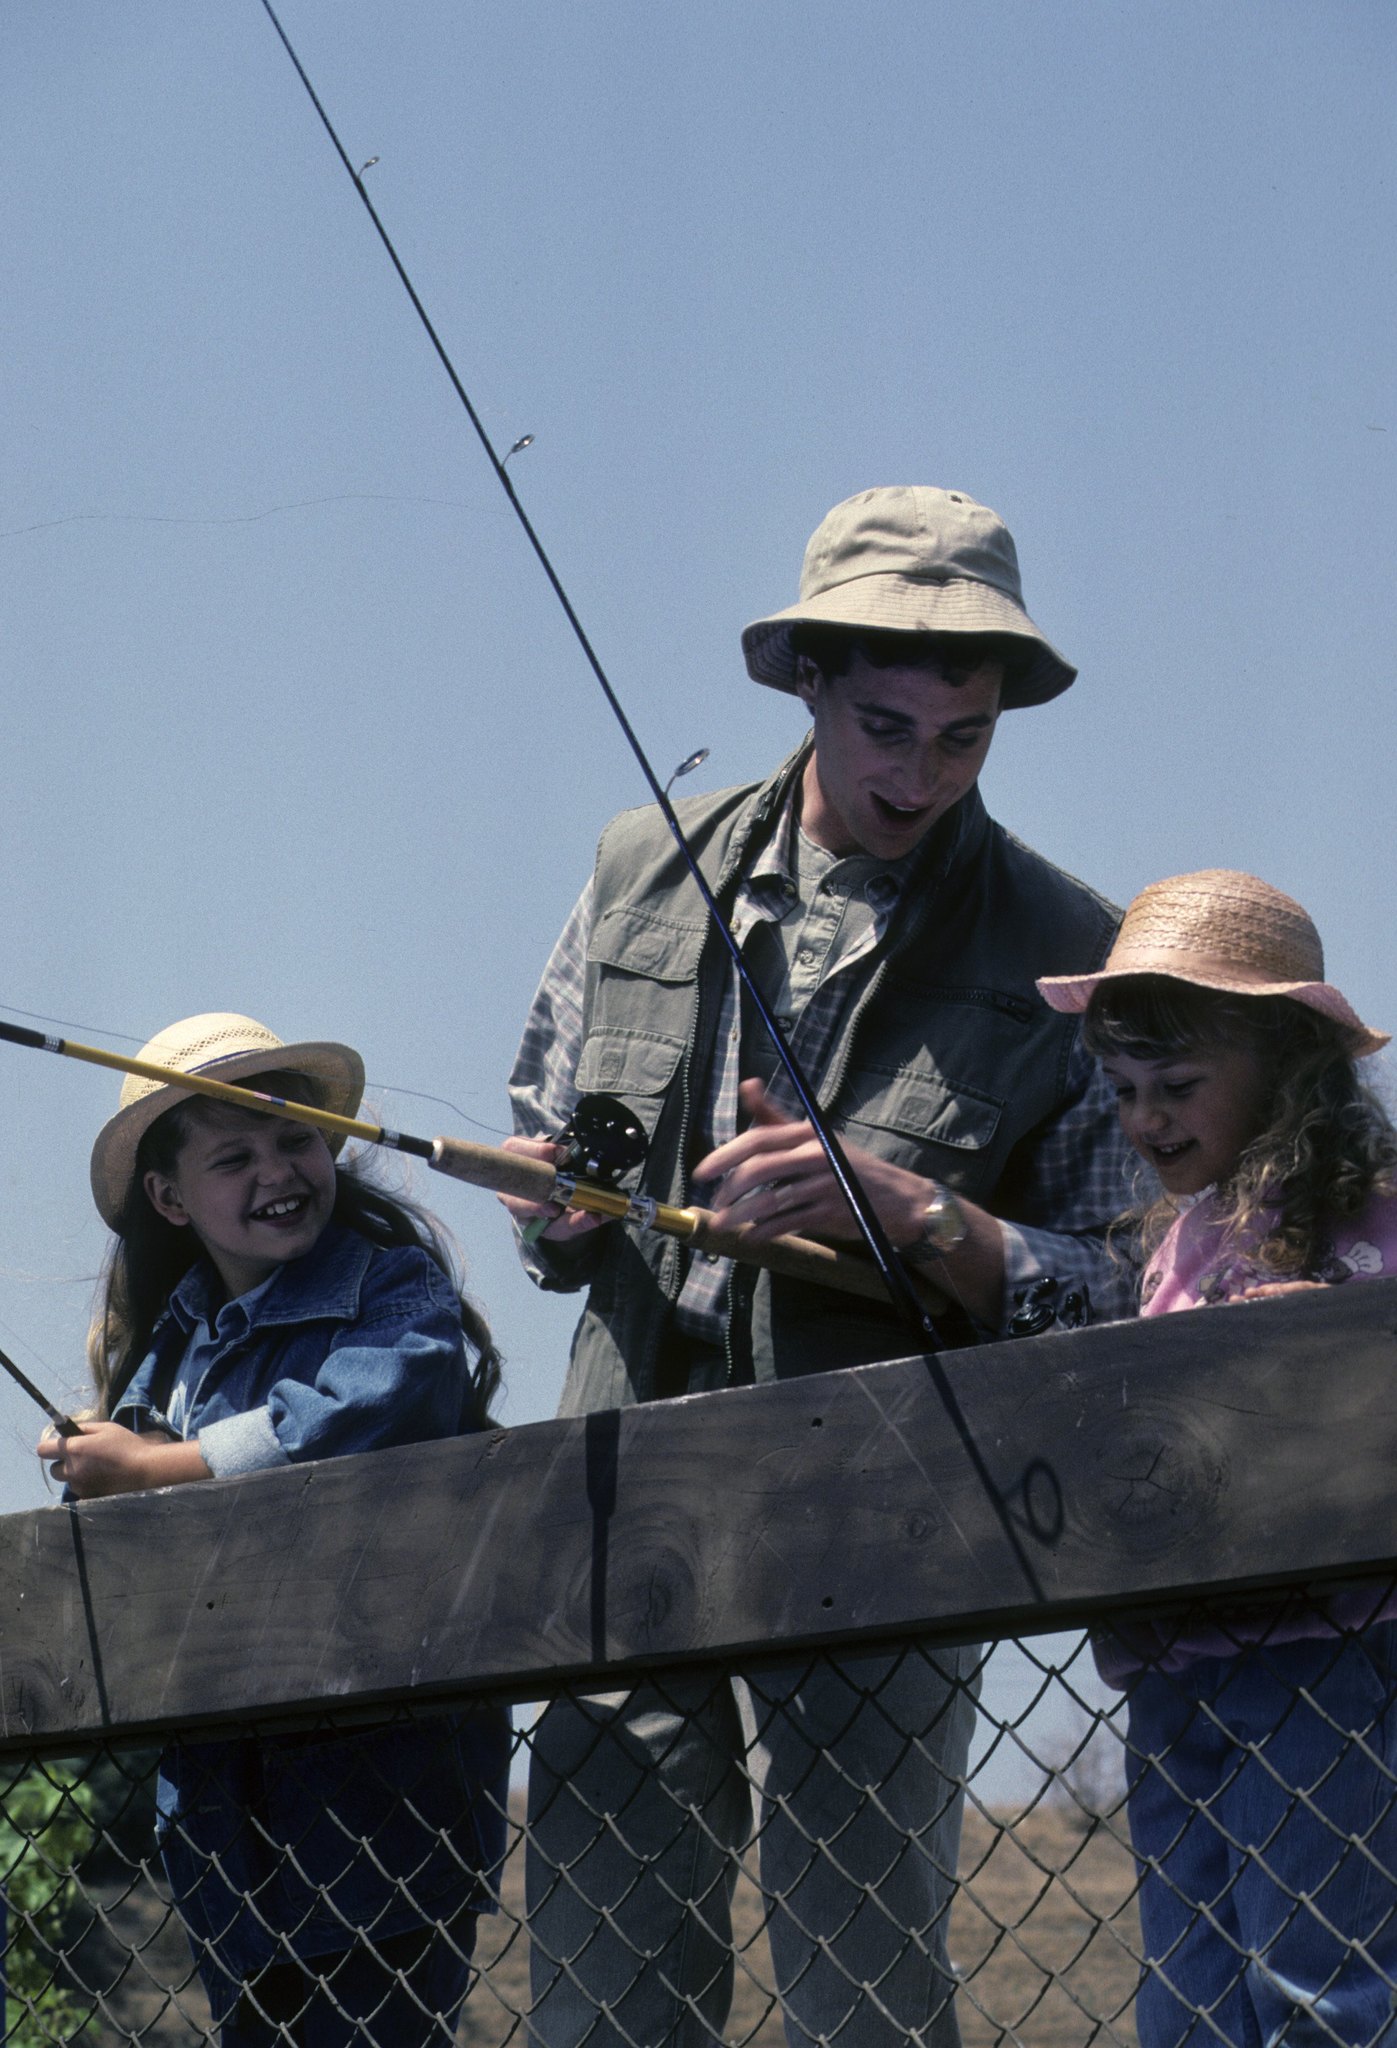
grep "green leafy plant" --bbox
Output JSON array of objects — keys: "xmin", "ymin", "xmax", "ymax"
[{"xmin": 0, "ymin": 1762, "xmax": 99, "ymax": 2046}]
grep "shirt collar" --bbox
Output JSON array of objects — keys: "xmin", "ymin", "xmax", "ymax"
[
  {"xmin": 166, "ymin": 1220, "xmax": 373, "ymax": 1336},
  {"xmin": 745, "ymin": 778, "xmax": 985, "ymax": 913}
]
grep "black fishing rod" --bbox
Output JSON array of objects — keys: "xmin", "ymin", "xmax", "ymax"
[
  {"xmin": 256, "ymin": 0, "xmax": 946, "ymax": 1350},
  {"xmin": 0, "ymin": 1339, "xmax": 79, "ymax": 1439}
]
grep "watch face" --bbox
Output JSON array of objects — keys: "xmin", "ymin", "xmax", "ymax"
[{"xmin": 920, "ymin": 1188, "xmax": 967, "ymax": 1254}]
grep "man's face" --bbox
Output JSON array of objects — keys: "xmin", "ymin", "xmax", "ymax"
[{"xmin": 793, "ymin": 651, "xmax": 1004, "ymax": 859}]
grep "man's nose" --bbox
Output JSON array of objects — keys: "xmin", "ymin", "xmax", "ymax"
[{"xmin": 894, "ymin": 749, "xmax": 940, "ymax": 802}]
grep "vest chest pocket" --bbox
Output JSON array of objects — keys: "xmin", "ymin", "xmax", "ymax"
[
  {"xmin": 836, "ymin": 1063, "xmax": 1004, "ymax": 1191},
  {"xmin": 589, "ymin": 904, "xmax": 708, "ymax": 982},
  {"xmin": 582, "ymin": 905, "xmax": 706, "ymax": 1135},
  {"xmin": 574, "ymin": 1027, "xmax": 685, "ymax": 1139}
]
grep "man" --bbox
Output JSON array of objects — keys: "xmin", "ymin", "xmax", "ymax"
[{"xmin": 505, "ymin": 486, "xmax": 1130, "ymax": 2045}]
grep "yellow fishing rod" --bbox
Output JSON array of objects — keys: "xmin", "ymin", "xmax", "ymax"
[{"xmin": 0, "ymin": 1017, "xmax": 943, "ymax": 1315}]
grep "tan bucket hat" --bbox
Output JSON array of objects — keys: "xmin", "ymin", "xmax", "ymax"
[
  {"xmin": 90, "ymin": 1012, "xmax": 366, "ymax": 1228},
  {"xmin": 1037, "ymin": 871, "xmax": 1388, "ymax": 1056},
  {"xmin": 741, "ymin": 485, "xmax": 1076, "ymax": 710}
]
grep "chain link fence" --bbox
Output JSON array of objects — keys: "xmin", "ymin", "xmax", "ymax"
[{"xmin": 4, "ymin": 1585, "xmax": 1394, "ymax": 2046}]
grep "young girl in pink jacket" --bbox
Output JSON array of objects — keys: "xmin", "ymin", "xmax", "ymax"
[{"xmin": 1040, "ymin": 869, "xmax": 1397, "ymax": 2048}]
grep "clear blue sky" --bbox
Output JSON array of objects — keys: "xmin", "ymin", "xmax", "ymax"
[{"xmin": 1, "ymin": 0, "xmax": 1392, "ymax": 1532}]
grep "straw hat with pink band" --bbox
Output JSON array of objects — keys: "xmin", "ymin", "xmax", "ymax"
[{"xmin": 1036, "ymin": 870, "xmax": 1388, "ymax": 1058}]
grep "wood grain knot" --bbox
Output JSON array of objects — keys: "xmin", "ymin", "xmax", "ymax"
[{"xmin": 1081, "ymin": 1402, "xmax": 1229, "ymax": 1555}]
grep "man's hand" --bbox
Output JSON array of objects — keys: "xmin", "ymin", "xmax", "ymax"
[
  {"xmin": 38, "ymin": 1423, "xmax": 212, "ymax": 1499},
  {"xmin": 694, "ymin": 1081, "xmax": 1006, "ymax": 1324},
  {"xmin": 498, "ymin": 1135, "xmax": 611, "ymax": 1245},
  {"xmin": 694, "ymin": 1081, "xmax": 929, "ymax": 1248}
]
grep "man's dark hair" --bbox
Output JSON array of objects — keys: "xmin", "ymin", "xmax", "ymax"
[{"xmin": 789, "ymin": 623, "xmax": 1028, "ymax": 689}]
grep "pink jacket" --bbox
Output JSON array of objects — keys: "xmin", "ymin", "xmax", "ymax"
[{"xmin": 1094, "ymin": 1184, "xmax": 1397, "ymax": 1687}]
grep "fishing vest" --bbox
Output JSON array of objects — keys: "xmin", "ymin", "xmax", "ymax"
[{"xmin": 555, "ymin": 744, "xmax": 1119, "ymax": 1413}]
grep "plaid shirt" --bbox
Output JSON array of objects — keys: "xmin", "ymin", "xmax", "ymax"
[{"xmin": 509, "ymin": 792, "xmax": 1135, "ymax": 1340}]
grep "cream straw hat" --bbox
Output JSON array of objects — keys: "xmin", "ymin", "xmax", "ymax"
[
  {"xmin": 741, "ymin": 486, "xmax": 1076, "ymax": 710},
  {"xmin": 1037, "ymin": 871, "xmax": 1388, "ymax": 1056},
  {"xmin": 90, "ymin": 1012, "xmax": 365, "ymax": 1228}
]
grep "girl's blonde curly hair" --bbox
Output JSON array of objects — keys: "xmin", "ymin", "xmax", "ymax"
[{"xmin": 1084, "ymin": 978, "xmax": 1397, "ymax": 1278}]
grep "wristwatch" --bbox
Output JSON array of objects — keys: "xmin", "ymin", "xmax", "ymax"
[{"xmin": 909, "ymin": 1184, "xmax": 968, "ymax": 1262}]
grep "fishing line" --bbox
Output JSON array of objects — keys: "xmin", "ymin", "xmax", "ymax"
[
  {"xmin": 0, "ymin": 1001, "xmax": 146, "ymax": 1047},
  {"xmin": 0, "ymin": 492, "xmax": 480, "ymax": 543},
  {"xmin": 256, "ymin": 0, "xmax": 945, "ymax": 1353},
  {"xmin": 3, "ymin": 996, "xmax": 507, "ymax": 1136},
  {"xmin": 360, "ymin": 1086, "xmax": 507, "ymax": 1140}
]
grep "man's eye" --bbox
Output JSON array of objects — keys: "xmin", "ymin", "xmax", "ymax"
[
  {"xmin": 860, "ymin": 723, "xmax": 905, "ymax": 743},
  {"xmin": 940, "ymin": 732, "xmax": 982, "ymax": 754}
]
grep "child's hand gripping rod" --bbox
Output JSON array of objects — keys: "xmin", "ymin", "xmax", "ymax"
[{"xmin": 0, "ymin": 1019, "xmax": 945, "ymax": 1316}]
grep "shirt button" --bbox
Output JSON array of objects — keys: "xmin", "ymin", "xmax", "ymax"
[{"xmin": 702, "ymin": 1250, "xmax": 721, "ymax": 1264}]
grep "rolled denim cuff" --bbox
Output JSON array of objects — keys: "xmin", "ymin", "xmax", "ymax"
[{"xmin": 199, "ymin": 1406, "xmax": 289, "ymax": 1478}]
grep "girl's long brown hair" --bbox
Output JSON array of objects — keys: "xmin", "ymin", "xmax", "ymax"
[
  {"xmin": 1084, "ymin": 978, "xmax": 1397, "ymax": 1278},
  {"xmin": 89, "ymin": 1072, "xmax": 503, "ymax": 1423}
]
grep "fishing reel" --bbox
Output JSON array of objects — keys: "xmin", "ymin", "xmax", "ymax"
[
  {"xmin": 552, "ymin": 1093, "xmax": 648, "ymax": 1187},
  {"xmin": 1007, "ymin": 1274, "xmax": 1093, "ymax": 1337}
]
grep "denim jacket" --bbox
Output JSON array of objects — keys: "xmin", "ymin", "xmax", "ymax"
[
  {"xmin": 114, "ymin": 1220, "xmax": 482, "ymax": 1473},
  {"xmin": 113, "ymin": 1224, "xmax": 511, "ymax": 2001}
]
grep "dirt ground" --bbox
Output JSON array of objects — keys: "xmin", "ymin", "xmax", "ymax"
[
  {"xmin": 462, "ymin": 1799, "xmax": 1143, "ymax": 2048},
  {"xmin": 50, "ymin": 1802, "xmax": 1141, "ymax": 2045}
]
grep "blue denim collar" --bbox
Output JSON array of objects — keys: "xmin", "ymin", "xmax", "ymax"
[{"xmin": 167, "ymin": 1220, "xmax": 374, "ymax": 1338}]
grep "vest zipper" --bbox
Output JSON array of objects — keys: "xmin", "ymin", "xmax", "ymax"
[{"xmin": 639, "ymin": 958, "xmax": 707, "ymax": 1399}]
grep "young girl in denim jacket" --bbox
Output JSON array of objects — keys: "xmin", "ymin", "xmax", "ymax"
[
  {"xmin": 1040, "ymin": 871, "xmax": 1397, "ymax": 2048},
  {"xmin": 39, "ymin": 1013, "xmax": 511, "ymax": 2048}
]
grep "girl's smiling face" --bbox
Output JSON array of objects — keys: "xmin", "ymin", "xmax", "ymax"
[
  {"xmin": 1101, "ymin": 1042, "xmax": 1274, "ymax": 1196},
  {"xmin": 143, "ymin": 1103, "xmax": 336, "ymax": 1298}
]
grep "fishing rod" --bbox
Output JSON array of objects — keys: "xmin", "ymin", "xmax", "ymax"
[
  {"xmin": 0, "ymin": 1018, "xmax": 944, "ymax": 1318},
  {"xmin": 0, "ymin": 1339, "xmax": 79, "ymax": 1439},
  {"xmin": 255, "ymin": 0, "xmax": 948, "ymax": 1353}
]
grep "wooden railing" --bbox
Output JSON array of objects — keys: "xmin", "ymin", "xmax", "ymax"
[{"xmin": 1, "ymin": 1279, "xmax": 1395, "ymax": 1751}]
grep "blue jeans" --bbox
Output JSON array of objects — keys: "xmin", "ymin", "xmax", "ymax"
[
  {"xmin": 214, "ymin": 1914, "xmax": 478, "ymax": 2046},
  {"xmin": 1126, "ymin": 1627, "xmax": 1397, "ymax": 2048},
  {"xmin": 525, "ymin": 1644, "xmax": 981, "ymax": 2046}
]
